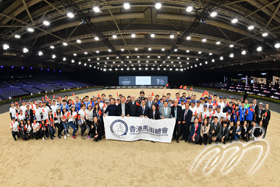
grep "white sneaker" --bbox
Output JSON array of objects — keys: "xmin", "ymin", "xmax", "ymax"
[
  {"xmin": 42, "ymin": 137, "xmax": 45, "ymax": 141},
  {"xmin": 67, "ymin": 133, "xmax": 70, "ymax": 137},
  {"xmin": 64, "ymin": 135, "xmax": 66, "ymax": 139}
]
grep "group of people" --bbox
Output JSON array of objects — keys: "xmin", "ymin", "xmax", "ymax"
[{"xmin": 9, "ymin": 89, "xmax": 271, "ymax": 145}]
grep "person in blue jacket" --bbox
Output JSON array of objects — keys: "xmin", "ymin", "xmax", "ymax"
[
  {"xmin": 189, "ymin": 117, "xmax": 201, "ymax": 144},
  {"xmin": 239, "ymin": 102, "xmax": 247, "ymax": 124},
  {"xmin": 246, "ymin": 102, "xmax": 254, "ymax": 127},
  {"xmin": 74, "ymin": 96, "xmax": 81, "ymax": 112}
]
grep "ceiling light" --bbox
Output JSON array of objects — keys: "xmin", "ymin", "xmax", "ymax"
[
  {"xmin": 169, "ymin": 34, "xmax": 175, "ymax": 39},
  {"xmin": 248, "ymin": 25, "xmax": 254, "ymax": 30},
  {"xmin": 209, "ymin": 53, "xmax": 212, "ymax": 56},
  {"xmin": 202, "ymin": 38, "xmax": 207, "ymax": 42},
  {"xmin": 150, "ymin": 33, "xmax": 155, "ymax": 38},
  {"xmin": 198, "ymin": 51, "xmax": 202, "ymax": 54},
  {"xmin": 27, "ymin": 27, "xmax": 34, "ymax": 32},
  {"xmin": 186, "ymin": 6, "xmax": 193, "ymax": 12},
  {"xmin": 112, "ymin": 34, "xmax": 117, "ymax": 39},
  {"xmin": 241, "ymin": 50, "xmax": 246, "ymax": 55},
  {"xmin": 121, "ymin": 48, "xmax": 124, "ymax": 51},
  {"xmin": 96, "ymin": 50, "xmax": 99, "ymax": 53},
  {"xmin": 23, "ymin": 48, "xmax": 29, "ymax": 53},
  {"xmin": 174, "ymin": 49, "xmax": 178, "ymax": 52},
  {"xmin": 256, "ymin": 46, "xmax": 262, "ymax": 52},
  {"xmin": 67, "ymin": 12, "xmax": 75, "ymax": 18},
  {"xmin": 43, "ymin": 20, "xmax": 50, "ymax": 26},
  {"xmin": 93, "ymin": 6, "xmax": 100, "ymax": 13},
  {"xmin": 108, "ymin": 49, "xmax": 112, "ymax": 52},
  {"xmin": 229, "ymin": 44, "xmax": 234, "ymax": 48},
  {"xmin": 63, "ymin": 57, "xmax": 67, "ymax": 61},
  {"xmin": 210, "ymin": 11, "xmax": 217, "ymax": 17},
  {"xmin": 14, "ymin": 34, "xmax": 21, "ymax": 39},
  {"xmin": 52, "ymin": 54, "xmax": 56, "ymax": 59},
  {"xmin": 229, "ymin": 53, "xmax": 234, "ymax": 58},
  {"xmin": 275, "ymin": 42, "xmax": 280, "ymax": 49},
  {"xmin": 186, "ymin": 36, "xmax": 191, "ymax": 40},
  {"xmin": 3, "ymin": 44, "xmax": 9, "ymax": 50},
  {"xmin": 155, "ymin": 2, "xmax": 162, "ymax": 9},
  {"xmin": 131, "ymin": 33, "xmax": 136, "ymax": 38},
  {"xmin": 135, "ymin": 48, "xmax": 138, "ymax": 51},
  {"xmin": 161, "ymin": 48, "xmax": 165, "ymax": 51},
  {"xmin": 50, "ymin": 45, "xmax": 55, "ymax": 49},
  {"xmin": 220, "ymin": 56, "xmax": 224, "ymax": 60},
  {"xmin": 148, "ymin": 48, "xmax": 152, "ymax": 51},
  {"xmin": 216, "ymin": 41, "xmax": 221, "ymax": 45},
  {"xmin": 212, "ymin": 59, "xmax": 215, "ymax": 62},
  {"xmin": 62, "ymin": 42, "xmax": 68, "ymax": 46},
  {"xmin": 94, "ymin": 36, "xmax": 99, "ymax": 41},
  {"xmin": 231, "ymin": 18, "xmax": 238, "ymax": 24},
  {"xmin": 38, "ymin": 51, "xmax": 43, "ymax": 56},
  {"xmin": 73, "ymin": 53, "xmax": 77, "ymax": 56},
  {"xmin": 124, "ymin": 2, "xmax": 130, "ymax": 9},
  {"xmin": 76, "ymin": 39, "xmax": 81, "ymax": 43},
  {"xmin": 186, "ymin": 50, "xmax": 189, "ymax": 53},
  {"xmin": 84, "ymin": 52, "xmax": 88, "ymax": 55},
  {"xmin": 262, "ymin": 32, "xmax": 268, "ymax": 37}
]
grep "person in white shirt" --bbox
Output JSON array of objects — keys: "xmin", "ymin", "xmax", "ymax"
[
  {"xmin": 218, "ymin": 96, "xmax": 225, "ymax": 111},
  {"xmin": 54, "ymin": 108, "xmax": 63, "ymax": 139},
  {"xmin": 214, "ymin": 105, "xmax": 224, "ymax": 123},
  {"xmin": 86, "ymin": 104, "xmax": 94, "ymax": 137},
  {"xmin": 20, "ymin": 100, "xmax": 27, "ymax": 115},
  {"xmin": 223, "ymin": 109, "xmax": 232, "ymax": 122},
  {"xmin": 29, "ymin": 100, "xmax": 36, "ymax": 110},
  {"xmin": 34, "ymin": 103, "xmax": 42, "ymax": 122},
  {"xmin": 25, "ymin": 118, "xmax": 33, "ymax": 139},
  {"xmin": 17, "ymin": 109, "xmax": 25, "ymax": 122},
  {"xmin": 68, "ymin": 105, "xmax": 78, "ymax": 139},
  {"xmin": 32, "ymin": 118, "xmax": 41, "ymax": 140},
  {"xmin": 201, "ymin": 104, "xmax": 210, "ymax": 121},
  {"xmin": 190, "ymin": 100, "xmax": 198, "ymax": 123},
  {"xmin": 50, "ymin": 100, "xmax": 58, "ymax": 115},
  {"xmin": 9, "ymin": 102, "xmax": 17, "ymax": 120},
  {"xmin": 10, "ymin": 117, "xmax": 19, "ymax": 141},
  {"xmin": 41, "ymin": 101, "xmax": 50, "ymax": 121},
  {"xmin": 196, "ymin": 100, "xmax": 203, "ymax": 120},
  {"xmin": 78, "ymin": 104, "xmax": 87, "ymax": 140},
  {"xmin": 61, "ymin": 106, "xmax": 70, "ymax": 139}
]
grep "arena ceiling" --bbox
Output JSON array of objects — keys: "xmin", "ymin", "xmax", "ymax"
[{"xmin": 0, "ymin": 0, "xmax": 280, "ymax": 72}]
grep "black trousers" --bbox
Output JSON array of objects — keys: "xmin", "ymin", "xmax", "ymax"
[
  {"xmin": 11, "ymin": 131, "xmax": 19, "ymax": 140},
  {"xmin": 263, "ymin": 124, "xmax": 268, "ymax": 138},
  {"xmin": 229, "ymin": 132, "xmax": 235, "ymax": 141},
  {"xmin": 86, "ymin": 120, "xmax": 93, "ymax": 135},
  {"xmin": 34, "ymin": 130, "xmax": 41, "ymax": 140},
  {"xmin": 209, "ymin": 136, "xmax": 221, "ymax": 144},
  {"xmin": 181, "ymin": 123, "xmax": 190, "ymax": 141},
  {"xmin": 173, "ymin": 120, "xmax": 181, "ymax": 140},
  {"xmin": 80, "ymin": 123, "xmax": 87, "ymax": 136},
  {"xmin": 55, "ymin": 122, "xmax": 63, "ymax": 136},
  {"xmin": 200, "ymin": 134, "xmax": 208, "ymax": 145}
]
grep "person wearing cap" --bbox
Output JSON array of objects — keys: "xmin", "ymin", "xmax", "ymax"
[
  {"xmin": 208, "ymin": 116, "xmax": 222, "ymax": 144},
  {"xmin": 17, "ymin": 109, "xmax": 25, "ymax": 123},
  {"xmin": 33, "ymin": 102, "xmax": 42, "ymax": 123},
  {"xmin": 54, "ymin": 108, "xmax": 63, "ymax": 139},
  {"xmin": 25, "ymin": 118, "xmax": 33, "ymax": 139},
  {"xmin": 223, "ymin": 101, "xmax": 232, "ymax": 113},
  {"xmin": 223, "ymin": 109, "xmax": 232, "ymax": 123},
  {"xmin": 214, "ymin": 105, "xmax": 224, "ymax": 123},
  {"xmin": 138, "ymin": 91, "xmax": 146, "ymax": 101},
  {"xmin": 201, "ymin": 104, "xmax": 210, "ymax": 121},
  {"xmin": 46, "ymin": 110, "xmax": 55, "ymax": 140},
  {"xmin": 25, "ymin": 104, "xmax": 34, "ymax": 123},
  {"xmin": 255, "ymin": 102, "xmax": 264, "ymax": 126},
  {"xmin": 207, "ymin": 97, "xmax": 213, "ymax": 108},
  {"xmin": 179, "ymin": 99, "xmax": 186, "ymax": 110},
  {"xmin": 10, "ymin": 117, "xmax": 20, "ymax": 141},
  {"xmin": 196, "ymin": 100, "xmax": 203, "ymax": 121},
  {"xmin": 19, "ymin": 120, "xmax": 28, "ymax": 140},
  {"xmin": 218, "ymin": 96, "xmax": 225, "ymax": 111},
  {"xmin": 208, "ymin": 105, "xmax": 214, "ymax": 123},
  {"xmin": 20, "ymin": 100, "xmax": 27, "ymax": 115},
  {"xmin": 171, "ymin": 100, "xmax": 182, "ymax": 143},
  {"xmin": 200, "ymin": 97, "xmax": 205, "ymax": 106},
  {"xmin": 189, "ymin": 100, "xmax": 198, "ymax": 124},
  {"xmin": 41, "ymin": 101, "xmax": 50, "ymax": 122},
  {"xmin": 68, "ymin": 105, "xmax": 78, "ymax": 139},
  {"xmin": 61, "ymin": 106, "xmax": 70, "ymax": 139},
  {"xmin": 261, "ymin": 104, "xmax": 271, "ymax": 138},
  {"xmin": 32, "ymin": 118, "xmax": 41, "ymax": 140},
  {"xmin": 9, "ymin": 102, "xmax": 17, "ymax": 120},
  {"xmin": 78, "ymin": 104, "xmax": 88, "ymax": 140}
]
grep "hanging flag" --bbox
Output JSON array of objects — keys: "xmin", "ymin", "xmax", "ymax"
[
  {"xmin": 152, "ymin": 92, "xmax": 154, "ymax": 96},
  {"xmin": 98, "ymin": 109, "xmax": 102, "ymax": 115},
  {"xmin": 183, "ymin": 86, "xmax": 187, "ymax": 90},
  {"xmin": 117, "ymin": 92, "xmax": 119, "ymax": 97},
  {"xmin": 53, "ymin": 94, "xmax": 55, "ymax": 99},
  {"xmin": 97, "ymin": 93, "xmax": 100, "ymax": 97},
  {"xmin": 179, "ymin": 85, "xmax": 182, "ymax": 89},
  {"xmin": 45, "ymin": 94, "xmax": 47, "ymax": 99},
  {"xmin": 190, "ymin": 87, "xmax": 193, "ymax": 91},
  {"xmin": 58, "ymin": 97, "xmax": 62, "ymax": 100},
  {"xmin": 165, "ymin": 83, "xmax": 169, "ymax": 87},
  {"xmin": 72, "ymin": 92, "xmax": 75, "ymax": 97}
]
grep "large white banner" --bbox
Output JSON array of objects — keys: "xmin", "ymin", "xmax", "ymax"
[{"xmin": 104, "ymin": 116, "xmax": 176, "ymax": 143}]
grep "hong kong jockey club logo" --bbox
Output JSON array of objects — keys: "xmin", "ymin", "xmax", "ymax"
[{"xmin": 110, "ymin": 120, "xmax": 128, "ymax": 138}]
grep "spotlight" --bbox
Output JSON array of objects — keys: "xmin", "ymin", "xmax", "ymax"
[
  {"xmin": 241, "ymin": 50, "xmax": 246, "ymax": 55},
  {"xmin": 216, "ymin": 41, "xmax": 221, "ymax": 45},
  {"xmin": 23, "ymin": 47, "xmax": 29, "ymax": 53},
  {"xmin": 96, "ymin": 50, "xmax": 100, "ymax": 53},
  {"xmin": 148, "ymin": 48, "xmax": 152, "ymax": 51},
  {"xmin": 174, "ymin": 49, "xmax": 178, "ymax": 52},
  {"xmin": 161, "ymin": 48, "xmax": 165, "ymax": 51},
  {"xmin": 202, "ymin": 38, "xmax": 207, "ymax": 42},
  {"xmin": 38, "ymin": 51, "xmax": 43, "ymax": 56},
  {"xmin": 124, "ymin": 2, "xmax": 130, "ymax": 9},
  {"xmin": 186, "ymin": 36, "xmax": 191, "ymax": 40},
  {"xmin": 93, "ymin": 6, "xmax": 100, "ymax": 13},
  {"xmin": 14, "ymin": 34, "xmax": 21, "ymax": 39},
  {"xmin": 27, "ymin": 27, "xmax": 34, "ymax": 32},
  {"xmin": 84, "ymin": 51, "xmax": 88, "ymax": 55},
  {"xmin": 52, "ymin": 54, "xmax": 56, "ymax": 59},
  {"xmin": 209, "ymin": 53, "xmax": 213, "ymax": 56},
  {"xmin": 155, "ymin": 2, "xmax": 162, "ymax": 9},
  {"xmin": 186, "ymin": 50, "xmax": 189, "ymax": 53},
  {"xmin": 131, "ymin": 33, "xmax": 136, "ymax": 38},
  {"xmin": 186, "ymin": 6, "xmax": 193, "ymax": 12},
  {"xmin": 198, "ymin": 51, "xmax": 202, "ymax": 54},
  {"xmin": 43, "ymin": 20, "xmax": 50, "ymax": 26},
  {"xmin": 229, "ymin": 44, "xmax": 234, "ymax": 48},
  {"xmin": 62, "ymin": 42, "xmax": 68, "ymax": 46},
  {"xmin": 73, "ymin": 53, "xmax": 77, "ymax": 56},
  {"xmin": 150, "ymin": 33, "xmax": 155, "ymax": 38},
  {"xmin": 108, "ymin": 49, "xmax": 112, "ymax": 52},
  {"xmin": 50, "ymin": 45, "xmax": 55, "ymax": 49},
  {"xmin": 135, "ymin": 48, "xmax": 138, "ymax": 51},
  {"xmin": 248, "ymin": 25, "xmax": 254, "ymax": 30},
  {"xmin": 94, "ymin": 36, "xmax": 99, "ymax": 41},
  {"xmin": 169, "ymin": 34, "xmax": 175, "ymax": 39},
  {"xmin": 220, "ymin": 56, "xmax": 224, "ymax": 60},
  {"xmin": 229, "ymin": 53, "xmax": 234, "ymax": 58},
  {"xmin": 231, "ymin": 18, "xmax": 238, "ymax": 24},
  {"xmin": 210, "ymin": 11, "xmax": 217, "ymax": 17},
  {"xmin": 67, "ymin": 12, "xmax": 75, "ymax": 18},
  {"xmin": 63, "ymin": 57, "xmax": 67, "ymax": 61},
  {"xmin": 112, "ymin": 34, "xmax": 117, "ymax": 39},
  {"xmin": 256, "ymin": 46, "xmax": 262, "ymax": 52},
  {"xmin": 76, "ymin": 39, "xmax": 81, "ymax": 43},
  {"xmin": 275, "ymin": 42, "xmax": 280, "ymax": 49},
  {"xmin": 262, "ymin": 32, "xmax": 268, "ymax": 37},
  {"xmin": 3, "ymin": 44, "xmax": 9, "ymax": 50},
  {"xmin": 121, "ymin": 48, "xmax": 124, "ymax": 51}
]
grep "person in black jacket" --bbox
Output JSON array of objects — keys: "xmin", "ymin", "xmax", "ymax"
[
  {"xmin": 208, "ymin": 116, "xmax": 222, "ymax": 144},
  {"xmin": 221, "ymin": 122, "xmax": 229, "ymax": 144},
  {"xmin": 137, "ymin": 100, "xmax": 149, "ymax": 117},
  {"xmin": 127, "ymin": 95, "xmax": 139, "ymax": 116},
  {"xmin": 261, "ymin": 104, "xmax": 271, "ymax": 138},
  {"xmin": 25, "ymin": 104, "xmax": 34, "ymax": 123},
  {"xmin": 181, "ymin": 103, "xmax": 193, "ymax": 142},
  {"xmin": 228, "ymin": 121, "xmax": 236, "ymax": 142},
  {"xmin": 148, "ymin": 104, "xmax": 160, "ymax": 120},
  {"xmin": 255, "ymin": 103, "xmax": 263, "ymax": 125},
  {"xmin": 117, "ymin": 96, "xmax": 130, "ymax": 117},
  {"xmin": 171, "ymin": 100, "xmax": 182, "ymax": 143},
  {"xmin": 89, "ymin": 117, "xmax": 103, "ymax": 142},
  {"xmin": 104, "ymin": 98, "xmax": 117, "ymax": 116}
]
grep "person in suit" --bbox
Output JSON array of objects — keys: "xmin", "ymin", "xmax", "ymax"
[
  {"xmin": 171, "ymin": 100, "xmax": 182, "ymax": 143},
  {"xmin": 104, "ymin": 98, "xmax": 118, "ymax": 116},
  {"xmin": 200, "ymin": 118, "xmax": 210, "ymax": 145},
  {"xmin": 181, "ymin": 103, "xmax": 193, "ymax": 142},
  {"xmin": 228, "ymin": 121, "xmax": 236, "ymax": 142},
  {"xmin": 117, "ymin": 96, "xmax": 130, "ymax": 117},
  {"xmin": 221, "ymin": 122, "xmax": 229, "ymax": 144},
  {"xmin": 145, "ymin": 95, "xmax": 155, "ymax": 109},
  {"xmin": 189, "ymin": 117, "xmax": 201, "ymax": 144},
  {"xmin": 25, "ymin": 104, "xmax": 34, "ymax": 123},
  {"xmin": 137, "ymin": 100, "xmax": 149, "ymax": 118},
  {"xmin": 148, "ymin": 104, "xmax": 160, "ymax": 120},
  {"xmin": 261, "ymin": 104, "xmax": 271, "ymax": 138},
  {"xmin": 127, "ymin": 95, "xmax": 139, "ymax": 116},
  {"xmin": 208, "ymin": 116, "xmax": 222, "ymax": 144},
  {"xmin": 255, "ymin": 102, "xmax": 263, "ymax": 125},
  {"xmin": 159, "ymin": 101, "xmax": 172, "ymax": 119}
]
